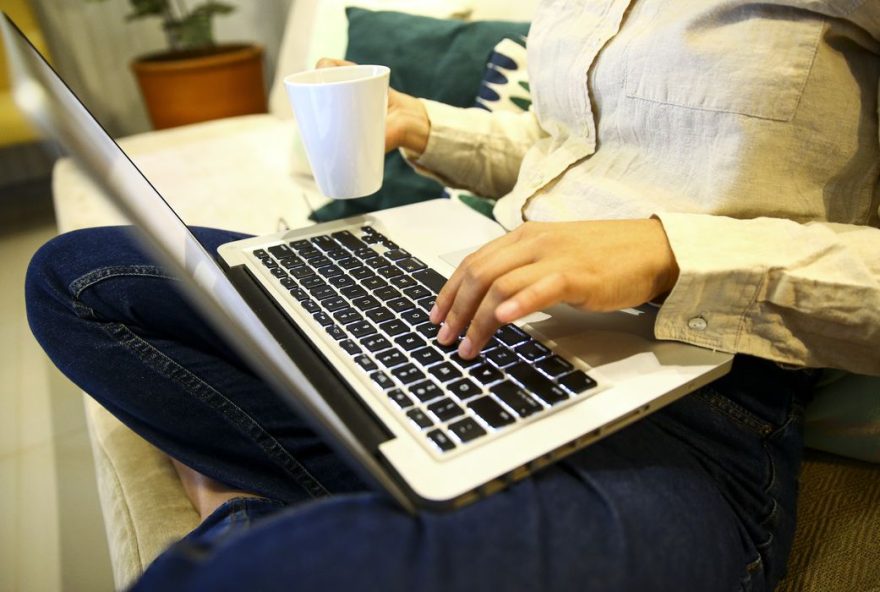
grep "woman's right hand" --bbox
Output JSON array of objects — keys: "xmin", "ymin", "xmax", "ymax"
[{"xmin": 316, "ymin": 58, "xmax": 431, "ymax": 156}]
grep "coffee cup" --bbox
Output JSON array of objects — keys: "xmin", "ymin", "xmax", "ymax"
[{"xmin": 284, "ymin": 65, "xmax": 390, "ymax": 199}]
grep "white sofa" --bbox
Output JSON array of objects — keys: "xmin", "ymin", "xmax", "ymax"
[{"xmin": 51, "ymin": 1, "xmax": 880, "ymax": 590}]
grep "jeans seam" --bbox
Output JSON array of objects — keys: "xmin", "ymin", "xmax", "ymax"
[
  {"xmin": 68, "ymin": 265, "xmax": 330, "ymax": 500},
  {"xmin": 696, "ymin": 389, "xmax": 775, "ymax": 437},
  {"xmin": 102, "ymin": 321, "xmax": 331, "ymax": 499}
]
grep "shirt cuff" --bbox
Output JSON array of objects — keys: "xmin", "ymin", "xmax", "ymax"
[{"xmin": 653, "ymin": 212, "xmax": 766, "ymax": 354}]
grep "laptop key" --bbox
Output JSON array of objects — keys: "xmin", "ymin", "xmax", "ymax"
[
  {"xmin": 271, "ymin": 267, "xmax": 288, "ymax": 279},
  {"xmin": 416, "ymin": 296, "xmax": 436, "ymax": 312},
  {"xmin": 376, "ymin": 348, "xmax": 407, "ymax": 368},
  {"xmin": 469, "ymin": 363, "xmax": 504, "ymax": 385},
  {"xmin": 301, "ymin": 299, "xmax": 320, "ymax": 313},
  {"xmin": 390, "ymin": 275, "xmax": 417, "ymax": 289},
  {"xmin": 340, "ymin": 285, "xmax": 368, "ymax": 299},
  {"xmin": 409, "ymin": 380, "xmax": 442, "ymax": 402},
  {"xmin": 429, "ymin": 362, "xmax": 462, "ymax": 383},
  {"xmin": 311, "ymin": 285, "xmax": 337, "ymax": 301},
  {"xmin": 289, "ymin": 288, "xmax": 309, "ymax": 301},
  {"xmin": 364, "ymin": 256, "xmax": 390, "ymax": 269},
  {"xmin": 352, "ymin": 246, "xmax": 377, "ymax": 260},
  {"xmin": 331, "ymin": 230, "xmax": 368, "ymax": 252},
  {"xmin": 387, "ymin": 297, "xmax": 415, "ymax": 314},
  {"xmin": 280, "ymin": 277, "xmax": 296, "ymax": 289},
  {"xmin": 253, "ymin": 249, "xmax": 269, "ymax": 259},
  {"xmin": 350, "ymin": 266, "xmax": 373, "ymax": 280},
  {"xmin": 338, "ymin": 257, "xmax": 361, "ymax": 270},
  {"xmin": 311, "ymin": 235, "xmax": 338, "ymax": 251},
  {"xmin": 416, "ymin": 323, "xmax": 440, "ymax": 339},
  {"xmin": 326, "ymin": 324, "xmax": 347, "ymax": 341},
  {"xmin": 370, "ymin": 371, "xmax": 394, "ymax": 390},
  {"xmin": 490, "ymin": 382, "xmax": 543, "ymax": 417},
  {"xmin": 305, "ymin": 280, "xmax": 329, "ymax": 294},
  {"xmin": 411, "ymin": 346, "xmax": 443, "ymax": 367},
  {"xmin": 557, "ymin": 370, "xmax": 597, "ymax": 394},
  {"xmin": 384, "ymin": 248, "xmax": 410, "ymax": 261},
  {"xmin": 486, "ymin": 347, "xmax": 519, "ymax": 368},
  {"xmin": 426, "ymin": 428, "xmax": 456, "ymax": 452},
  {"xmin": 322, "ymin": 296, "xmax": 348, "ymax": 312},
  {"xmin": 515, "ymin": 340, "xmax": 553, "ymax": 362},
  {"xmin": 339, "ymin": 339, "xmax": 361, "ymax": 356},
  {"xmin": 312, "ymin": 312, "xmax": 333, "ymax": 327},
  {"xmin": 352, "ymin": 296, "xmax": 381, "ymax": 311},
  {"xmin": 507, "ymin": 363, "xmax": 569, "ymax": 406},
  {"xmin": 377, "ymin": 265, "xmax": 404, "ymax": 279},
  {"xmin": 379, "ymin": 319, "xmax": 408, "ymax": 337},
  {"xmin": 360, "ymin": 334, "xmax": 391, "ymax": 352},
  {"xmin": 325, "ymin": 248, "xmax": 348, "ymax": 261},
  {"xmin": 496, "ymin": 324, "xmax": 530, "ymax": 347},
  {"xmin": 448, "ymin": 378, "xmax": 482, "ymax": 401},
  {"xmin": 328, "ymin": 275, "xmax": 355, "ymax": 289},
  {"xmin": 536, "ymin": 355, "xmax": 574, "ymax": 378},
  {"xmin": 362, "ymin": 276, "xmax": 388, "ymax": 291},
  {"xmin": 412, "ymin": 268, "xmax": 447, "ymax": 294},
  {"xmin": 278, "ymin": 256, "xmax": 303, "ymax": 269},
  {"xmin": 373, "ymin": 285, "xmax": 400, "ymax": 301},
  {"xmin": 387, "ymin": 389, "xmax": 414, "ymax": 410},
  {"xmin": 397, "ymin": 257, "xmax": 427, "ymax": 273},
  {"xmin": 317, "ymin": 264, "xmax": 343, "ymax": 279},
  {"xmin": 448, "ymin": 417, "xmax": 486, "ymax": 443},
  {"xmin": 366, "ymin": 307, "xmax": 395, "ymax": 324},
  {"xmin": 354, "ymin": 355, "xmax": 377, "ymax": 372},
  {"xmin": 403, "ymin": 285, "xmax": 432, "ymax": 301},
  {"xmin": 395, "ymin": 333, "xmax": 426, "ymax": 352},
  {"xmin": 406, "ymin": 408, "xmax": 434, "ymax": 430},
  {"xmin": 468, "ymin": 396, "xmax": 516, "ymax": 428},
  {"xmin": 428, "ymin": 398, "xmax": 465, "ymax": 422},
  {"xmin": 400, "ymin": 308, "xmax": 428, "ymax": 326},
  {"xmin": 348, "ymin": 320, "xmax": 377, "ymax": 338},
  {"xmin": 308, "ymin": 255, "xmax": 331, "ymax": 268},
  {"xmin": 267, "ymin": 244, "xmax": 293, "ymax": 259},
  {"xmin": 291, "ymin": 266, "xmax": 316, "ymax": 280},
  {"xmin": 450, "ymin": 353, "xmax": 484, "ymax": 370},
  {"xmin": 261, "ymin": 258, "xmax": 279, "ymax": 269},
  {"xmin": 392, "ymin": 364, "xmax": 425, "ymax": 385},
  {"xmin": 298, "ymin": 246, "xmax": 322, "ymax": 260}
]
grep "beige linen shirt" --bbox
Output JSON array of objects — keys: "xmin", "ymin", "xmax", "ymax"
[{"xmin": 410, "ymin": 0, "xmax": 880, "ymax": 375}]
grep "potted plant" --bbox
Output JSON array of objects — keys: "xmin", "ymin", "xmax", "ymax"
[{"xmin": 88, "ymin": 0, "xmax": 267, "ymax": 129}]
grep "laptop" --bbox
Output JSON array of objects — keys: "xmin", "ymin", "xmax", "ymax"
[{"xmin": 2, "ymin": 13, "xmax": 733, "ymax": 512}]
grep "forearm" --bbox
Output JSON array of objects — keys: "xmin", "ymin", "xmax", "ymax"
[
  {"xmin": 655, "ymin": 213, "xmax": 880, "ymax": 375},
  {"xmin": 403, "ymin": 100, "xmax": 547, "ymax": 199}
]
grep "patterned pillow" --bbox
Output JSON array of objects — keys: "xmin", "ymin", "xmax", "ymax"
[{"xmin": 445, "ymin": 36, "xmax": 531, "ymax": 218}]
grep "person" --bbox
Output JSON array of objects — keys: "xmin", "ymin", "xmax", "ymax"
[{"xmin": 25, "ymin": 1, "xmax": 880, "ymax": 590}]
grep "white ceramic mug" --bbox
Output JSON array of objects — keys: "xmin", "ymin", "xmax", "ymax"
[{"xmin": 284, "ymin": 65, "xmax": 390, "ymax": 199}]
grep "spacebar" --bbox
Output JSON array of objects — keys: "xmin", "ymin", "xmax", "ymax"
[{"xmin": 412, "ymin": 268, "xmax": 447, "ymax": 294}]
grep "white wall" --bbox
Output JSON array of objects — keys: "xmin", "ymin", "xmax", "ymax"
[{"xmin": 33, "ymin": 0, "xmax": 293, "ymax": 137}]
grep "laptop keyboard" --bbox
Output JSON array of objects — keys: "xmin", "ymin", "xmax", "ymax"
[{"xmin": 252, "ymin": 226, "xmax": 598, "ymax": 457}]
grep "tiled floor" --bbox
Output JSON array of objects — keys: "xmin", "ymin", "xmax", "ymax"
[{"xmin": 0, "ymin": 180, "xmax": 115, "ymax": 591}]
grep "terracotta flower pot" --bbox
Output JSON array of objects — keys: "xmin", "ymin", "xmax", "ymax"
[{"xmin": 131, "ymin": 43, "xmax": 267, "ymax": 130}]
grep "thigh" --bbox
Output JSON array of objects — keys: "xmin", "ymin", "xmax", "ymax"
[
  {"xmin": 136, "ymin": 358, "xmax": 813, "ymax": 592},
  {"xmin": 26, "ymin": 225, "xmax": 367, "ymax": 503}
]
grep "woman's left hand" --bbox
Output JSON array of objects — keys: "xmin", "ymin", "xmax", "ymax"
[{"xmin": 429, "ymin": 219, "xmax": 680, "ymax": 358}]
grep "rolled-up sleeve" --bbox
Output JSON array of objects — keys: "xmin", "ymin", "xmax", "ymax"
[
  {"xmin": 403, "ymin": 99, "xmax": 547, "ymax": 199},
  {"xmin": 654, "ymin": 212, "xmax": 880, "ymax": 375}
]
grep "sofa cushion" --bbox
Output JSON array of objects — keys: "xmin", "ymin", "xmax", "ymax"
[{"xmin": 309, "ymin": 8, "xmax": 530, "ymax": 222}]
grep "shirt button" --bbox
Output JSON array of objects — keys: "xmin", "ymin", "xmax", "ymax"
[{"xmin": 688, "ymin": 316, "xmax": 708, "ymax": 331}]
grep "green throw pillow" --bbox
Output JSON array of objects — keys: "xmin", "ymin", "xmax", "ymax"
[{"xmin": 309, "ymin": 8, "xmax": 530, "ymax": 223}]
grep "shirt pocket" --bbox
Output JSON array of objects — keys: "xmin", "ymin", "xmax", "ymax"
[{"xmin": 624, "ymin": 4, "xmax": 823, "ymax": 122}]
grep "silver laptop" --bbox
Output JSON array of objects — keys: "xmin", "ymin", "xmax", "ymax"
[{"xmin": 3, "ymin": 13, "xmax": 733, "ymax": 512}]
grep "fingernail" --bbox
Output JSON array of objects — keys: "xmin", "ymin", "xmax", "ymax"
[
  {"xmin": 437, "ymin": 324, "xmax": 453, "ymax": 344},
  {"xmin": 458, "ymin": 337, "xmax": 474, "ymax": 359},
  {"xmin": 496, "ymin": 300, "xmax": 520, "ymax": 321},
  {"xmin": 429, "ymin": 304, "xmax": 439, "ymax": 324}
]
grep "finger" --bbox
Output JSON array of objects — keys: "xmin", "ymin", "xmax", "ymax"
[
  {"xmin": 494, "ymin": 270, "xmax": 573, "ymax": 324},
  {"xmin": 434, "ymin": 238, "xmax": 538, "ymax": 345},
  {"xmin": 315, "ymin": 57, "xmax": 356, "ymax": 69},
  {"xmin": 431, "ymin": 225, "xmax": 531, "ymax": 326},
  {"xmin": 459, "ymin": 264, "xmax": 567, "ymax": 358}
]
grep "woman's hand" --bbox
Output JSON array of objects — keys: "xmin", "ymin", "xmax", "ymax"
[
  {"xmin": 430, "ymin": 219, "xmax": 681, "ymax": 358},
  {"xmin": 316, "ymin": 58, "xmax": 430, "ymax": 155}
]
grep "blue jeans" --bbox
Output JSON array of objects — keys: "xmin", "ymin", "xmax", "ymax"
[{"xmin": 26, "ymin": 226, "xmax": 817, "ymax": 592}]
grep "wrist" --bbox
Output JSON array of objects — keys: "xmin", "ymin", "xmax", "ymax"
[{"xmin": 398, "ymin": 95, "xmax": 430, "ymax": 155}]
